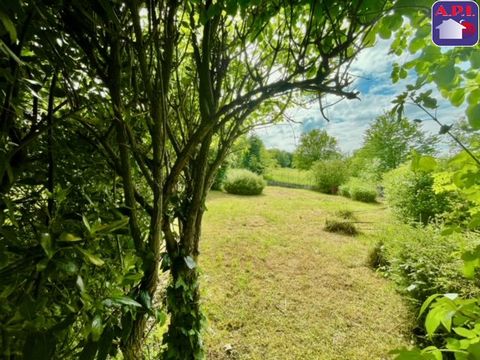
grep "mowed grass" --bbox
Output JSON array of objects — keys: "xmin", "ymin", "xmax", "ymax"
[
  {"xmin": 199, "ymin": 187, "xmax": 412, "ymax": 360},
  {"xmin": 264, "ymin": 167, "xmax": 314, "ymax": 187}
]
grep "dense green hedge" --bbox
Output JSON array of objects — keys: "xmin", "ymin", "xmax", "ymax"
[
  {"xmin": 371, "ymin": 225, "xmax": 480, "ymax": 304},
  {"xmin": 339, "ymin": 178, "xmax": 377, "ymax": 203},
  {"xmin": 224, "ymin": 169, "xmax": 266, "ymax": 195}
]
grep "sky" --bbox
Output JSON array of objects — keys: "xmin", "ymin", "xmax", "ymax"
[{"xmin": 255, "ymin": 39, "xmax": 466, "ymax": 155}]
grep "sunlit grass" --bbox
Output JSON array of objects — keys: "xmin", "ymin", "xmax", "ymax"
[
  {"xmin": 200, "ymin": 187, "xmax": 412, "ymax": 359},
  {"xmin": 264, "ymin": 167, "xmax": 314, "ymax": 187}
]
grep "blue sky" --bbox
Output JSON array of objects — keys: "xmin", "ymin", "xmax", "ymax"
[{"xmin": 255, "ymin": 39, "xmax": 466, "ymax": 154}]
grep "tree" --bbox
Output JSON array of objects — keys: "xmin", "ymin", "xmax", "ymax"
[
  {"xmin": 268, "ymin": 148, "xmax": 293, "ymax": 168},
  {"xmin": 293, "ymin": 129, "xmax": 340, "ymax": 169},
  {"xmin": 357, "ymin": 111, "xmax": 437, "ymax": 175},
  {"xmin": 241, "ymin": 135, "xmax": 268, "ymax": 174},
  {"xmin": 0, "ymin": 0, "xmax": 388, "ymax": 358}
]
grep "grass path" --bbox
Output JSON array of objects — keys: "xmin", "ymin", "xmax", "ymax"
[{"xmin": 200, "ymin": 187, "xmax": 412, "ymax": 360}]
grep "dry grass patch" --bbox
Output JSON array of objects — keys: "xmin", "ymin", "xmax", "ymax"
[{"xmin": 200, "ymin": 187, "xmax": 412, "ymax": 360}]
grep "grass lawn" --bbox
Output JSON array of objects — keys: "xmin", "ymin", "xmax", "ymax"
[
  {"xmin": 264, "ymin": 167, "xmax": 314, "ymax": 187},
  {"xmin": 200, "ymin": 186, "xmax": 412, "ymax": 360}
]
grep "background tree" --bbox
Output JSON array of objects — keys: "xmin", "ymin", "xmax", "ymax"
[
  {"xmin": 241, "ymin": 135, "xmax": 269, "ymax": 174},
  {"xmin": 351, "ymin": 111, "xmax": 437, "ymax": 176},
  {"xmin": 293, "ymin": 129, "xmax": 340, "ymax": 169},
  {"xmin": 267, "ymin": 148, "xmax": 294, "ymax": 168}
]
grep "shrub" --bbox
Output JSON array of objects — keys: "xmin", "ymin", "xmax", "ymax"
[
  {"xmin": 324, "ymin": 218, "xmax": 358, "ymax": 235},
  {"xmin": 223, "ymin": 169, "xmax": 266, "ymax": 195},
  {"xmin": 311, "ymin": 159, "xmax": 348, "ymax": 194},
  {"xmin": 339, "ymin": 178, "xmax": 377, "ymax": 203},
  {"xmin": 371, "ymin": 225, "xmax": 480, "ymax": 304},
  {"xmin": 383, "ymin": 165, "xmax": 452, "ymax": 225},
  {"xmin": 351, "ymin": 187, "xmax": 376, "ymax": 203},
  {"xmin": 338, "ymin": 183, "xmax": 351, "ymax": 198}
]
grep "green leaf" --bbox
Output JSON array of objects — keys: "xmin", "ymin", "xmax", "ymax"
[
  {"xmin": 91, "ymin": 315, "xmax": 103, "ymax": 341},
  {"xmin": 434, "ymin": 64, "xmax": 455, "ymax": 88},
  {"xmin": 461, "ymin": 247, "xmax": 480, "ymax": 279},
  {"xmin": 40, "ymin": 233, "xmax": 54, "ymax": 258},
  {"xmin": 470, "ymin": 51, "xmax": 480, "ymax": 68},
  {"xmin": 91, "ymin": 217, "xmax": 129, "ymax": 235},
  {"xmin": 76, "ymin": 247, "xmax": 105, "ymax": 266},
  {"xmin": 76, "ymin": 275, "xmax": 85, "ymax": 292},
  {"xmin": 0, "ymin": 10, "xmax": 17, "ymax": 42},
  {"xmin": 139, "ymin": 290, "xmax": 152, "ymax": 310},
  {"xmin": 450, "ymin": 88, "xmax": 465, "ymax": 107},
  {"xmin": 453, "ymin": 327, "xmax": 477, "ymax": 339},
  {"xmin": 156, "ymin": 310, "xmax": 167, "ymax": 326},
  {"xmin": 82, "ymin": 215, "xmax": 91, "ymax": 233},
  {"xmin": 419, "ymin": 294, "xmax": 442, "ymax": 318},
  {"xmin": 0, "ymin": 39, "xmax": 23, "ymax": 65},
  {"xmin": 59, "ymin": 232, "xmax": 82, "ymax": 242},
  {"xmin": 466, "ymin": 104, "xmax": 480, "ymax": 130},
  {"xmin": 409, "ymin": 37, "xmax": 425, "ymax": 54},
  {"xmin": 36, "ymin": 258, "xmax": 49, "ymax": 272},
  {"xmin": 112, "ymin": 296, "xmax": 142, "ymax": 307},
  {"xmin": 467, "ymin": 342, "xmax": 480, "ymax": 358},
  {"xmin": 425, "ymin": 306, "xmax": 442, "ymax": 336},
  {"xmin": 422, "ymin": 346, "xmax": 442, "ymax": 360}
]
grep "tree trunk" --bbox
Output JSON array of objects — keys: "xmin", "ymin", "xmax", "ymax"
[
  {"xmin": 121, "ymin": 315, "xmax": 147, "ymax": 360},
  {"xmin": 162, "ymin": 245, "xmax": 204, "ymax": 359}
]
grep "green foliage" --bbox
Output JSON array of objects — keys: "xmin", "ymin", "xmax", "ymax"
[
  {"xmin": 311, "ymin": 159, "xmax": 348, "ymax": 194},
  {"xmin": 373, "ymin": 225, "xmax": 480, "ymax": 304},
  {"xmin": 162, "ymin": 254, "xmax": 205, "ymax": 360},
  {"xmin": 383, "ymin": 165, "xmax": 452, "ymax": 225},
  {"xmin": 339, "ymin": 178, "xmax": 377, "ymax": 203},
  {"xmin": 223, "ymin": 169, "xmax": 266, "ymax": 196},
  {"xmin": 393, "ymin": 295, "xmax": 480, "ymax": 360},
  {"xmin": 293, "ymin": 129, "xmax": 340, "ymax": 170},
  {"xmin": 267, "ymin": 148, "xmax": 293, "ymax": 168},
  {"xmin": 384, "ymin": 2, "xmax": 480, "ymax": 358},
  {"xmin": 241, "ymin": 135, "xmax": 270, "ymax": 175},
  {"xmin": 0, "ymin": 188, "xmax": 154, "ymax": 358},
  {"xmin": 355, "ymin": 112, "xmax": 437, "ymax": 177}
]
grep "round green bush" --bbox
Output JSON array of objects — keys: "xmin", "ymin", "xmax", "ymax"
[
  {"xmin": 311, "ymin": 159, "xmax": 348, "ymax": 194},
  {"xmin": 224, "ymin": 169, "xmax": 266, "ymax": 195},
  {"xmin": 350, "ymin": 187, "xmax": 377, "ymax": 203}
]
